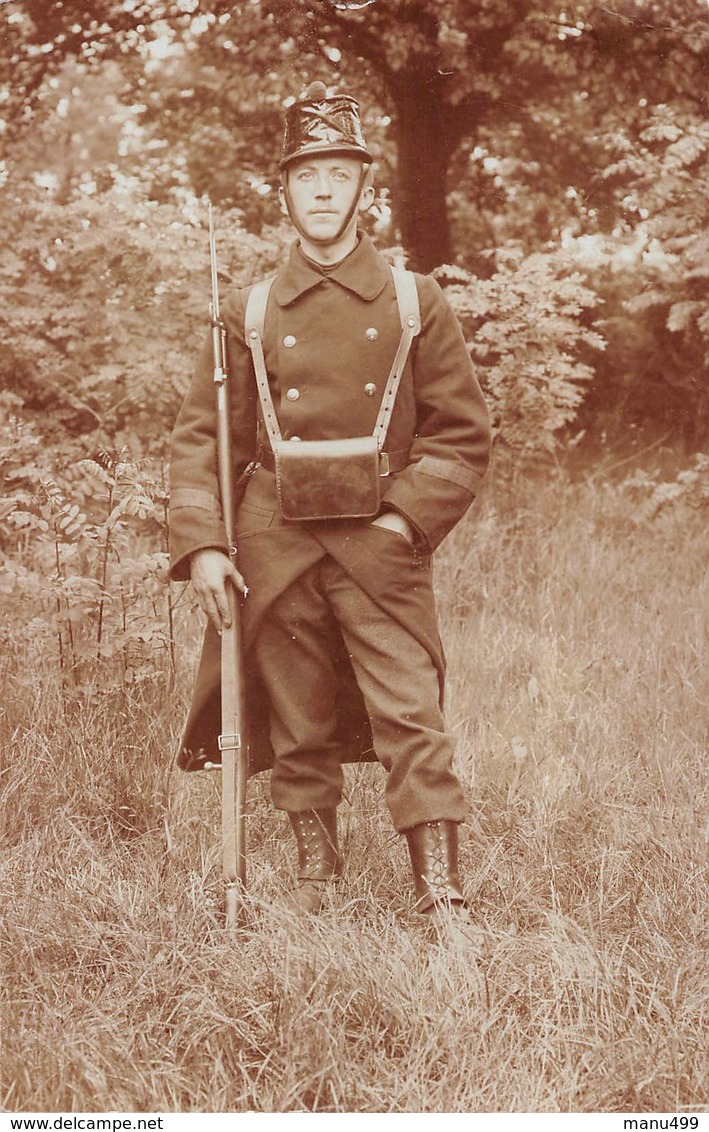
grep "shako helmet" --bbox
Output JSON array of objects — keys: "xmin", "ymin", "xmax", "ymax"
[{"xmin": 279, "ymin": 81, "xmax": 373, "ymax": 170}]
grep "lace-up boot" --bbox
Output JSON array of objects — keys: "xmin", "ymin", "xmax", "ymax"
[
  {"xmin": 287, "ymin": 808, "xmax": 342, "ymax": 914},
  {"xmin": 405, "ymin": 819, "xmax": 468, "ymax": 916}
]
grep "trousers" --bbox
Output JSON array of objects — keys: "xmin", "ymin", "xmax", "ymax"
[{"xmin": 252, "ymin": 554, "xmax": 467, "ymax": 832}]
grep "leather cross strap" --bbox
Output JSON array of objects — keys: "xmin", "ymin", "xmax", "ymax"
[
  {"xmin": 244, "ymin": 265, "xmax": 421, "ymax": 453},
  {"xmin": 373, "ymin": 268, "xmax": 421, "ymax": 447},
  {"xmin": 244, "ymin": 277, "xmax": 280, "ymax": 451}
]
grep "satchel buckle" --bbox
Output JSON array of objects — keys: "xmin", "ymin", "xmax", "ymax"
[{"xmin": 379, "ymin": 451, "xmax": 390, "ymax": 477}]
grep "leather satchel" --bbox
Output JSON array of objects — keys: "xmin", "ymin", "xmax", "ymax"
[{"xmin": 274, "ymin": 435, "xmax": 381, "ymax": 521}]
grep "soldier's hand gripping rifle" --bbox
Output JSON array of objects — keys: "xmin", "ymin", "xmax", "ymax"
[{"xmin": 208, "ymin": 203, "xmax": 248, "ymax": 930}]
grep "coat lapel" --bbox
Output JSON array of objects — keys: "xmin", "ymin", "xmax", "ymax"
[{"xmin": 272, "ymin": 233, "xmax": 391, "ymax": 306}]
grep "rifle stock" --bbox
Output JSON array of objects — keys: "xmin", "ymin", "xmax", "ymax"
[{"xmin": 209, "ymin": 203, "xmax": 248, "ymax": 930}]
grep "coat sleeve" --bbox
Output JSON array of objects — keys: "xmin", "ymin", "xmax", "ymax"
[
  {"xmin": 168, "ymin": 289, "xmax": 257, "ymax": 581},
  {"xmin": 380, "ymin": 274, "xmax": 491, "ymax": 551}
]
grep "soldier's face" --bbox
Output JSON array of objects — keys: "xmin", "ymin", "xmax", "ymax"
[{"xmin": 281, "ymin": 155, "xmax": 373, "ymax": 243}]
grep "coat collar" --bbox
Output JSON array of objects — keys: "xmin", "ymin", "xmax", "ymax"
[{"xmin": 272, "ymin": 232, "xmax": 391, "ymax": 306}]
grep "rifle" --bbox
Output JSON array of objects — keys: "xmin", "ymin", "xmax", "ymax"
[{"xmin": 208, "ymin": 202, "xmax": 248, "ymax": 931}]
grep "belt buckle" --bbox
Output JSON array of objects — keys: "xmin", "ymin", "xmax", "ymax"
[{"xmin": 379, "ymin": 451, "xmax": 390, "ymax": 477}]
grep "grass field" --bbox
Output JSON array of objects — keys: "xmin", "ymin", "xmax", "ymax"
[{"xmin": 1, "ymin": 468, "xmax": 707, "ymax": 1113}]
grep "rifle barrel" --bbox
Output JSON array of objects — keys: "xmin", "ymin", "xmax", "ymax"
[{"xmin": 208, "ymin": 202, "xmax": 248, "ymax": 930}]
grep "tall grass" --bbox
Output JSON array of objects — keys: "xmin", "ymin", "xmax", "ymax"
[{"xmin": 1, "ymin": 471, "xmax": 707, "ymax": 1113}]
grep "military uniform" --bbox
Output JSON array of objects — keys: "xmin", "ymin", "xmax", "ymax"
[{"xmin": 169, "ymin": 85, "xmax": 491, "ymax": 917}]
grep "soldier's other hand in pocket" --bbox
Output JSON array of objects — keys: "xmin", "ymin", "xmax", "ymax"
[
  {"xmin": 190, "ymin": 548, "xmax": 246, "ymax": 632},
  {"xmin": 370, "ymin": 510, "xmax": 415, "ymax": 544}
]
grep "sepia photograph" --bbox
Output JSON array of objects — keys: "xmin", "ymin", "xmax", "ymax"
[{"xmin": 1, "ymin": 0, "xmax": 707, "ymax": 1118}]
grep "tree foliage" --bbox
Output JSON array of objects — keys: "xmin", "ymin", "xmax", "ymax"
[
  {"xmin": 0, "ymin": 177, "xmax": 284, "ymax": 453},
  {"xmin": 1, "ymin": 0, "xmax": 707, "ymax": 477},
  {"xmin": 4, "ymin": 1, "xmax": 708, "ymax": 266}
]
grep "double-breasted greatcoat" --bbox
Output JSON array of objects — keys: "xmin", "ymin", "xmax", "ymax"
[{"xmin": 168, "ymin": 233, "xmax": 491, "ymax": 792}]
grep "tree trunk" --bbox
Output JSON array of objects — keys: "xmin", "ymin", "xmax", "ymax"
[{"xmin": 391, "ymin": 76, "xmax": 456, "ymax": 273}]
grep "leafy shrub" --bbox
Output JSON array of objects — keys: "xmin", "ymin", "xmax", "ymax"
[
  {"xmin": 619, "ymin": 453, "xmax": 709, "ymax": 520},
  {"xmin": 438, "ymin": 250, "xmax": 604, "ymax": 456}
]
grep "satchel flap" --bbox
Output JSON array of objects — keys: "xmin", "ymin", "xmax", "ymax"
[
  {"xmin": 273, "ymin": 436, "xmax": 381, "ymax": 521},
  {"xmin": 274, "ymin": 436, "xmax": 378, "ymax": 465}
]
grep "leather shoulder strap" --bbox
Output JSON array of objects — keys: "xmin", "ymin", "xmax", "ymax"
[
  {"xmin": 244, "ymin": 277, "xmax": 274, "ymax": 339},
  {"xmin": 244, "ymin": 268, "xmax": 421, "ymax": 454},
  {"xmin": 372, "ymin": 268, "xmax": 421, "ymax": 448},
  {"xmin": 244, "ymin": 278, "xmax": 281, "ymax": 447},
  {"xmin": 390, "ymin": 266, "xmax": 421, "ymax": 335}
]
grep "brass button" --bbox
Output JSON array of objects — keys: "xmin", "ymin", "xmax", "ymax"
[
  {"xmin": 286, "ymin": 387, "xmax": 300, "ymax": 401},
  {"xmin": 364, "ymin": 382, "xmax": 377, "ymax": 397},
  {"xmin": 290, "ymin": 435, "xmax": 301, "ymax": 442},
  {"xmin": 365, "ymin": 327, "xmax": 379, "ymax": 341},
  {"xmin": 283, "ymin": 334, "xmax": 297, "ymax": 348}
]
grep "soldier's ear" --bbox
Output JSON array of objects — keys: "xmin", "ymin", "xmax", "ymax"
[
  {"xmin": 358, "ymin": 163, "xmax": 375, "ymax": 213},
  {"xmin": 358, "ymin": 183, "xmax": 376, "ymax": 213},
  {"xmin": 278, "ymin": 185, "xmax": 288, "ymax": 215}
]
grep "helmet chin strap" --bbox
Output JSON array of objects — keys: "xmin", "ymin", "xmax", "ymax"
[{"xmin": 283, "ymin": 162, "xmax": 370, "ymax": 246}]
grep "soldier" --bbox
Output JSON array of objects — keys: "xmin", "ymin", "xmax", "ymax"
[{"xmin": 169, "ymin": 83, "xmax": 491, "ymax": 924}]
